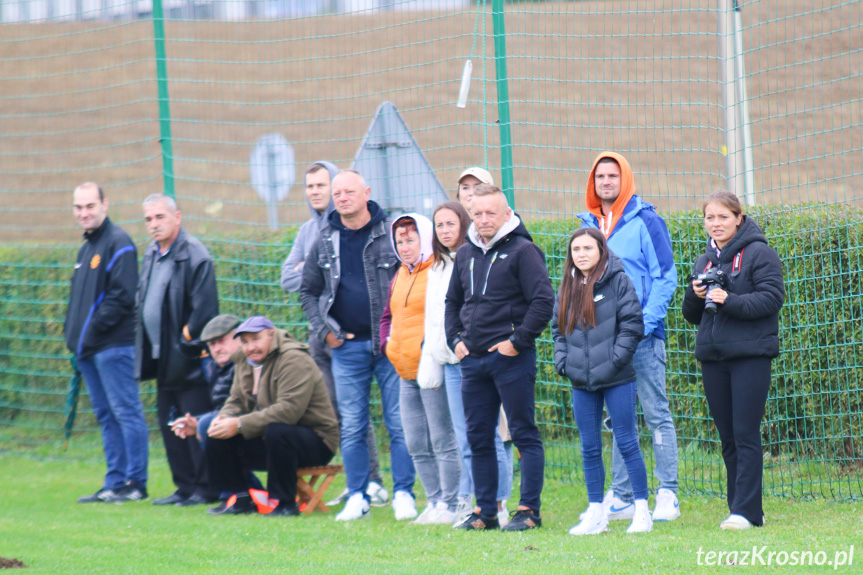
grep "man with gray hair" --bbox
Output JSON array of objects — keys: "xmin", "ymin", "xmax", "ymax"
[{"xmin": 136, "ymin": 193, "xmax": 219, "ymax": 507}]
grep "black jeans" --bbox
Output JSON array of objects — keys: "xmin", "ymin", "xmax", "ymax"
[
  {"xmin": 157, "ymin": 385, "xmax": 214, "ymax": 498},
  {"xmin": 206, "ymin": 423, "xmax": 334, "ymax": 505},
  {"xmin": 701, "ymin": 357, "xmax": 772, "ymax": 526},
  {"xmin": 461, "ymin": 350, "xmax": 545, "ymax": 517}
]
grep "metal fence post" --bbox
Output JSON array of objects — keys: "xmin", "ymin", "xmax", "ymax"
[
  {"xmin": 153, "ymin": 0, "xmax": 175, "ymax": 199},
  {"xmin": 491, "ymin": 0, "xmax": 514, "ymax": 207}
]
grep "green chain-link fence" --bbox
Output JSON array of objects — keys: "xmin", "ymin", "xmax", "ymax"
[{"xmin": 1, "ymin": 0, "xmax": 861, "ymax": 500}]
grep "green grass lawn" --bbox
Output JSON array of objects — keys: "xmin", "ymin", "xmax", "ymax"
[{"xmin": 0, "ymin": 455, "xmax": 859, "ymax": 574}]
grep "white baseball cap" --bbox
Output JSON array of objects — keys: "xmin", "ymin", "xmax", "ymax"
[{"xmin": 457, "ymin": 167, "xmax": 494, "ymax": 186}]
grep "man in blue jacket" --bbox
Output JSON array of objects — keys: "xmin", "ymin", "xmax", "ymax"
[
  {"xmin": 65, "ymin": 182, "xmax": 149, "ymax": 504},
  {"xmin": 578, "ymin": 151, "xmax": 681, "ymax": 522}
]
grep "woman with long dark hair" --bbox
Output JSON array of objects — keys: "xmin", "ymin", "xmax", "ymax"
[
  {"xmin": 682, "ymin": 190, "xmax": 784, "ymax": 530},
  {"xmin": 552, "ymin": 228, "xmax": 651, "ymax": 535}
]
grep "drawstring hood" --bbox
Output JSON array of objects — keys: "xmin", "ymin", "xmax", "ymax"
[
  {"xmin": 390, "ymin": 213, "xmax": 434, "ymax": 271},
  {"xmin": 585, "ymin": 151, "xmax": 637, "ymax": 238}
]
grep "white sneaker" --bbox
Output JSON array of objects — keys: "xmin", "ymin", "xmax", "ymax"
[
  {"xmin": 454, "ymin": 496, "xmax": 473, "ymax": 525},
  {"xmin": 411, "ymin": 504, "xmax": 436, "ymax": 525},
  {"xmin": 652, "ymin": 488, "xmax": 681, "ymax": 521},
  {"xmin": 626, "ymin": 499, "xmax": 653, "ymax": 533},
  {"xmin": 335, "ymin": 493, "xmax": 370, "ymax": 521},
  {"xmin": 569, "ymin": 502, "xmax": 608, "ymax": 536},
  {"xmin": 326, "ymin": 487, "xmax": 349, "ymax": 508},
  {"xmin": 720, "ymin": 514, "xmax": 754, "ymax": 530},
  {"xmin": 497, "ymin": 499, "xmax": 509, "ymax": 528},
  {"xmin": 427, "ymin": 501, "xmax": 457, "ymax": 525},
  {"xmin": 604, "ymin": 489, "xmax": 635, "ymax": 521},
  {"xmin": 392, "ymin": 491, "xmax": 418, "ymax": 521},
  {"xmin": 367, "ymin": 481, "xmax": 389, "ymax": 507}
]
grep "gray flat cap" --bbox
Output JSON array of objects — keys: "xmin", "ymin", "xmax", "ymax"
[{"xmin": 200, "ymin": 314, "xmax": 242, "ymax": 343}]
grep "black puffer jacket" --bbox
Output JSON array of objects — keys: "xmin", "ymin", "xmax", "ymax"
[
  {"xmin": 682, "ymin": 216, "xmax": 784, "ymax": 362},
  {"xmin": 204, "ymin": 360, "xmax": 234, "ymax": 410},
  {"xmin": 551, "ymin": 253, "xmax": 644, "ymax": 391}
]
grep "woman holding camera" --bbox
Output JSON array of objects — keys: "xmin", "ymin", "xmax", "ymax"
[{"xmin": 683, "ymin": 190, "xmax": 784, "ymax": 530}]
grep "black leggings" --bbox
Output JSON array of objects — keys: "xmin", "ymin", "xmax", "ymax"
[{"xmin": 701, "ymin": 357, "xmax": 772, "ymax": 526}]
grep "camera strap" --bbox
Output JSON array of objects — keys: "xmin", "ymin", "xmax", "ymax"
[{"xmin": 702, "ymin": 248, "xmax": 746, "ymax": 273}]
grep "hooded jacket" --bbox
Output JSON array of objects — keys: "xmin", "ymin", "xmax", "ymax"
[
  {"xmin": 379, "ymin": 214, "xmax": 435, "ymax": 380},
  {"xmin": 218, "ymin": 329, "xmax": 340, "ymax": 454},
  {"xmin": 577, "ymin": 152, "xmax": 677, "ymax": 340},
  {"xmin": 64, "ymin": 217, "xmax": 138, "ymax": 359},
  {"xmin": 280, "ymin": 161, "xmax": 339, "ymax": 293},
  {"xmin": 682, "ymin": 215, "xmax": 785, "ymax": 362},
  {"xmin": 299, "ymin": 200, "xmax": 398, "ymax": 355},
  {"xmin": 445, "ymin": 213, "xmax": 554, "ymax": 357},
  {"xmin": 135, "ymin": 227, "xmax": 219, "ymax": 388},
  {"xmin": 551, "ymin": 253, "xmax": 644, "ymax": 391}
]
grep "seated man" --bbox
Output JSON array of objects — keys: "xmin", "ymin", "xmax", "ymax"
[{"xmin": 205, "ymin": 316, "xmax": 340, "ymax": 516}]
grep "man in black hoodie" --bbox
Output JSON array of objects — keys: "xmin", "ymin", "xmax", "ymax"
[
  {"xmin": 446, "ymin": 184, "xmax": 554, "ymax": 531},
  {"xmin": 65, "ymin": 182, "xmax": 149, "ymax": 504}
]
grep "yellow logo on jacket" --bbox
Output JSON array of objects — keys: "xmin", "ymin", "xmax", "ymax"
[{"xmin": 90, "ymin": 254, "xmax": 101, "ymax": 269}]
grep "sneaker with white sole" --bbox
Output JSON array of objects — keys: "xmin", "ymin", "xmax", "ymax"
[
  {"xmin": 326, "ymin": 488, "xmax": 349, "ymax": 508},
  {"xmin": 335, "ymin": 493, "xmax": 370, "ymax": 521},
  {"xmin": 453, "ymin": 496, "xmax": 473, "ymax": 525},
  {"xmin": 367, "ymin": 481, "xmax": 389, "ymax": 507},
  {"xmin": 570, "ymin": 502, "xmax": 608, "ymax": 536},
  {"xmin": 652, "ymin": 488, "xmax": 681, "ymax": 521},
  {"xmin": 720, "ymin": 514, "xmax": 754, "ymax": 530},
  {"xmin": 497, "ymin": 499, "xmax": 509, "ymax": 528},
  {"xmin": 428, "ymin": 501, "xmax": 457, "ymax": 525},
  {"xmin": 604, "ymin": 489, "xmax": 635, "ymax": 521},
  {"xmin": 392, "ymin": 491, "xmax": 418, "ymax": 521},
  {"xmin": 626, "ymin": 499, "xmax": 653, "ymax": 533},
  {"xmin": 411, "ymin": 504, "xmax": 437, "ymax": 525}
]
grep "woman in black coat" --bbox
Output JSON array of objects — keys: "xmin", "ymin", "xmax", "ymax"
[
  {"xmin": 683, "ymin": 190, "xmax": 785, "ymax": 530},
  {"xmin": 551, "ymin": 228, "xmax": 651, "ymax": 536}
]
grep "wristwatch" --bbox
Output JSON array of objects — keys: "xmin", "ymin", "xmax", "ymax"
[{"xmin": 236, "ymin": 419, "xmax": 243, "ymax": 434}]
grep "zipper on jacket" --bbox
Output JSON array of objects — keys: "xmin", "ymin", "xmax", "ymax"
[
  {"xmin": 469, "ymin": 257, "xmax": 475, "ymax": 297},
  {"xmin": 482, "ymin": 252, "xmax": 498, "ymax": 295}
]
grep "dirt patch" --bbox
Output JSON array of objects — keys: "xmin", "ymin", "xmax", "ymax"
[{"xmin": 0, "ymin": 557, "xmax": 26, "ymax": 569}]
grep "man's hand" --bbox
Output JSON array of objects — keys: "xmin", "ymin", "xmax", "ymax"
[
  {"xmin": 208, "ymin": 417, "xmax": 240, "ymax": 440},
  {"xmin": 489, "ymin": 339, "xmax": 519, "ymax": 357},
  {"xmin": 326, "ymin": 331, "xmax": 355, "ymax": 349},
  {"xmin": 170, "ymin": 413, "xmax": 198, "ymax": 439},
  {"xmin": 454, "ymin": 341, "xmax": 470, "ymax": 360}
]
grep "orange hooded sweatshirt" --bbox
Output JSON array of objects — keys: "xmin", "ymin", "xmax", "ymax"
[{"xmin": 585, "ymin": 151, "xmax": 637, "ymax": 238}]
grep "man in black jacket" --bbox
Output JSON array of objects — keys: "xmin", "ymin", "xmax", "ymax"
[
  {"xmin": 446, "ymin": 184, "xmax": 554, "ymax": 532},
  {"xmin": 136, "ymin": 193, "xmax": 219, "ymax": 506},
  {"xmin": 66, "ymin": 182, "xmax": 150, "ymax": 504}
]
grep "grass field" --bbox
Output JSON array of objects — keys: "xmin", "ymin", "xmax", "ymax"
[{"xmin": 0, "ymin": 454, "xmax": 860, "ymax": 574}]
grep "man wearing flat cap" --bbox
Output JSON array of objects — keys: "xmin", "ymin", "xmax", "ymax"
[{"xmin": 205, "ymin": 316, "xmax": 340, "ymax": 516}]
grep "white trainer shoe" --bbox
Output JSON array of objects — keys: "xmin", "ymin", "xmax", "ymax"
[
  {"xmin": 411, "ymin": 504, "xmax": 436, "ymax": 525},
  {"xmin": 720, "ymin": 514, "xmax": 754, "ymax": 530},
  {"xmin": 604, "ymin": 489, "xmax": 635, "ymax": 521},
  {"xmin": 652, "ymin": 488, "xmax": 681, "ymax": 521},
  {"xmin": 497, "ymin": 499, "xmax": 509, "ymax": 528},
  {"xmin": 428, "ymin": 501, "xmax": 457, "ymax": 525},
  {"xmin": 335, "ymin": 493, "xmax": 370, "ymax": 521},
  {"xmin": 626, "ymin": 499, "xmax": 653, "ymax": 533},
  {"xmin": 393, "ymin": 491, "xmax": 418, "ymax": 520},
  {"xmin": 367, "ymin": 481, "xmax": 390, "ymax": 507},
  {"xmin": 569, "ymin": 502, "xmax": 608, "ymax": 536},
  {"xmin": 453, "ymin": 496, "xmax": 473, "ymax": 525},
  {"xmin": 326, "ymin": 487, "xmax": 349, "ymax": 508}
]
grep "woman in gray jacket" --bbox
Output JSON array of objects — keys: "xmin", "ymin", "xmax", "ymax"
[{"xmin": 552, "ymin": 228, "xmax": 651, "ymax": 536}]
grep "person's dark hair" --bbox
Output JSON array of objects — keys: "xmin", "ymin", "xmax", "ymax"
[
  {"xmin": 558, "ymin": 228, "xmax": 609, "ymax": 332},
  {"xmin": 702, "ymin": 189, "xmax": 743, "ymax": 218},
  {"xmin": 596, "ymin": 156, "xmax": 620, "ymax": 171},
  {"xmin": 305, "ymin": 163, "xmax": 327, "ymax": 177},
  {"xmin": 431, "ymin": 201, "xmax": 471, "ymax": 268}
]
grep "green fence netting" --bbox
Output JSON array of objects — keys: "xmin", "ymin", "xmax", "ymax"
[{"xmin": 1, "ymin": 0, "xmax": 861, "ymax": 501}]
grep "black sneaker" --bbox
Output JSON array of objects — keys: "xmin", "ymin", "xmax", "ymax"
[
  {"xmin": 501, "ymin": 508, "xmax": 542, "ymax": 531},
  {"xmin": 106, "ymin": 481, "xmax": 148, "ymax": 503},
  {"xmin": 77, "ymin": 488, "xmax": 117, "ymax": 504},
  {"xmin": 208, "ymin": 495, "xmax": 256, "ymax": 516},
  {"xmin": 454, "ymin": 512, "xmax": 500, "ymax": 531},
  {"xmin": 268, "ymin": 503, "xmax": 301, "ymax": 517}
]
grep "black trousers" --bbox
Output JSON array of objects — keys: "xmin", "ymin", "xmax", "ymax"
[
  {"xmin": 206, "ymin": 423, "xmax": 334, "ymax": 505},
  {"xmin": 157, "ymin": 385, "xmax": 214, "ymax": 498},
  {"xmin": 701, "ymin": 357, "xmax": 772, "ymax": 526}
]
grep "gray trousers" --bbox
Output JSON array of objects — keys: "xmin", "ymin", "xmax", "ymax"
[
  {"xmin": 309, "ymin": 335, "xmax": 383, "ymax": 485},
  {"xmin": 399, "ymin": 378, "xmax": 461, "ymax": 509}
]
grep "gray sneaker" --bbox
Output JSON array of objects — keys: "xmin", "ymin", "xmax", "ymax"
[
  {"xmin": 105, "ymin": 481, "xmax": 148, "ymax": 503},
  {"xmin": 325, "ymin": 488, "xmax": 349, "ymax": 508},
  {"xmin": 77, "ymin": 488, "xmax": 116, "ymax": 504},
  {"xmin": 367, "ymin": 481, "xmax": 390, "ymax": 507}
]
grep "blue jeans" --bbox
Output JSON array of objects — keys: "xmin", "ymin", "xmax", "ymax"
[
  {"xmin": 611, "ymin": 335, "xmax": 679, "ymax": 500},
  {"xmin": 77, "ymin": 345, "xmax": 149, "ymax": 489},
  {"xmin": 444, "ymin": 363, "xmax": 512, "ymax": 502},
  {"xmin": 572, "ymin": 381, "xmax": 649, "ymax": 503},
  {"xmin": 331, "ymin": 339, "xmax": 414, "ymax": 497}
]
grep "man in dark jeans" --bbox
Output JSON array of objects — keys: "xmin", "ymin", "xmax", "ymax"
[
  {"xmin": 66, "ymin": 182, "xmax": 149, "ymax": 504},
  {"xmin": 136, "ymin": 193, "xmax": 219, "ymax": 507},
  {"xmin": 446, "ymin": 184, "xmax": 554, "ymax": 531}
]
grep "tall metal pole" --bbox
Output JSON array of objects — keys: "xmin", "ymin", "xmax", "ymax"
[
  {"xmin": 718, "ymin": 0, "xmax": 742, "ymax": 198},
  {"xmin": 153, "ymin": 0, "xmax": 175, "ymax": 198},
  {"xmin": 733, "ymin": 0, "xmax": 756, "ymax": 206},
  {"xmin": 491, "ymin": 0, "xmax": 514, "ymax": 207}
]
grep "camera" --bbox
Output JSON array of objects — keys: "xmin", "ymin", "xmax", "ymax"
[{"xmin": 694, "ymin": 268, "xmax": 729, "ymax": 315}]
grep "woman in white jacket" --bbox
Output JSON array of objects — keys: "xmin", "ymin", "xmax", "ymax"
[{"xmin": 418, "ymin": 200, "xmax": 513, "ymax": 525}]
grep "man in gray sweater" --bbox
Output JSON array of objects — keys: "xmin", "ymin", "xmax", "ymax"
[{"xmin": 281, "ymin": 161, "xmax": 387, "ymax": 507}]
